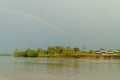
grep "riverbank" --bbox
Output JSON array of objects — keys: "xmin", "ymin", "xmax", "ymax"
[
  {"xmin": 80, "ymin": 54, "xmax": 120, "ymax": 59},
  {"xmin": 38, "ymin": 54, "xmax": 120, "ymax": 59},
  {"xmin": 12, "ymin": 46, "xmax": 120, "ymax": 58}
]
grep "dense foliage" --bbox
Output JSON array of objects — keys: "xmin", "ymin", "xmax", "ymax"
[
  {"xmin": 13, "ymin": 46, "xmax": 82, "ymax": 57},
  {"xmin": 13, "ymin": 46, "xmax": 120, "ymax": 58}
]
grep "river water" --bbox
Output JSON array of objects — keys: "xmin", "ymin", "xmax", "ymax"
[{"xmin": 0, "ymin": 56, "xmax": 120, "ymax": 80}]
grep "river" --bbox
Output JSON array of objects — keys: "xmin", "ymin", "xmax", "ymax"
[{"xmin": 0, "ymin": 56, "xmax": 120, "ymax": 80}]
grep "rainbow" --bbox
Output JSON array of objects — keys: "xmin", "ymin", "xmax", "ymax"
[{"xmin": 0, "ymin": 8, "xmax": 62, "ymax": 32}]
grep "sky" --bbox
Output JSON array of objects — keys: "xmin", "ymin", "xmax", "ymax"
[{"xmin": 0, "ymin": 0, "xmax": 120, "ymax": 53}]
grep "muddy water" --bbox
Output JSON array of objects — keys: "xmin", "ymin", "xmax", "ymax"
[{"xmin": 0, "ymin": 56, "xmax": 120, "ymax": 80}]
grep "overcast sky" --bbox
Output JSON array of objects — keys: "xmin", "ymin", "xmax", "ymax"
[{"xmin": 0, "ymin": 0, "xmax": 120, "ymax": 53}]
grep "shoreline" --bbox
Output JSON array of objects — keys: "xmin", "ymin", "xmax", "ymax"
[{"xmin": 37, "ymin": 54, "xmax": 120, "ymax": 59}]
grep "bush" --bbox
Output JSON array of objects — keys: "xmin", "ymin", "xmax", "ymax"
[{"xmin": 25, "ymin": 49, "xmax": 38, "ymax": 57}]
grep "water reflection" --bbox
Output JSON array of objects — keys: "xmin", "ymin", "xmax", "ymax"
[
  {"xmin": 1, "ymin": 57, "xmax": 120, "ymax": 80},
  {"xmin": 13, "ymin": 58, "xmax": 81, "ymax": 74}
]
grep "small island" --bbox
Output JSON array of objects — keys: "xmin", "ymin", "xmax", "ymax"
[{"xmin": 13, "ymin": 46, "xmax": 120, "ymax": 59}]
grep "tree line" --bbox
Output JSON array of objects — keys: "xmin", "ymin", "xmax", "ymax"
[
  {"xmin": 13, "ymin": 46, "xmax": 91, "ymax": 57},
  {"xmin": 12, "ymin": 46, "xmax": 120, "ymax": 58}
]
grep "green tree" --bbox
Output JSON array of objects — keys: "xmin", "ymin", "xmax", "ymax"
[
  {"xmin": 62, "ymin": 46, "xmax": 73, "ymax": 55},
  {"xmin": 47, "ymin": 46, "xmax": 63, "ymax": 54},
  {"xmin": 37, "ymin": 48, "xmax": 46, "ymax": 54},
  {"xmin": 73, "ymin": 47, "xmax": 80, "ymax": 54},
  {"xmin": 89, "ymin": 50, "xmax": 95, "ymax": 54},
  {"xmin": 13, "ymin": 49, "xmax": 24, "ymax": 57},
  {"xmin": 25, "ymin": 48, "xmax": 38, "ymax": 57}
]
